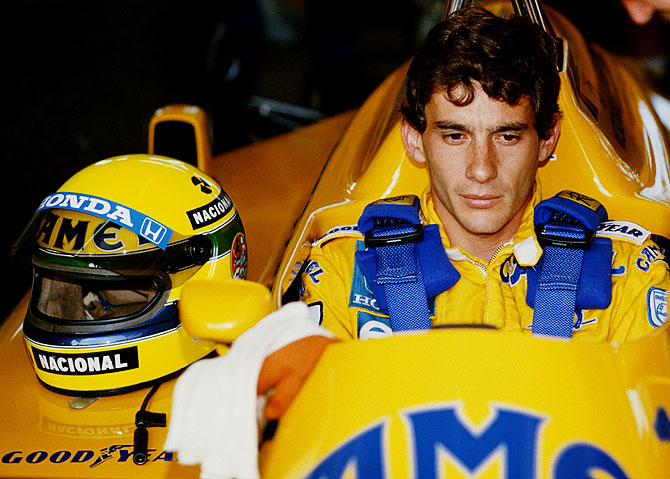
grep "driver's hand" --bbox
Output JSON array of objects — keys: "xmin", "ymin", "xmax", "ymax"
[{"xmin": 257, "ymin": 335, "xmax": 339, "ymax": 420}]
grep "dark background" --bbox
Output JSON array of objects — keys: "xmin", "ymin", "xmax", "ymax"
[{"xmin": 2, "ymin": 0, "xmax": 669, "ymax": 319}]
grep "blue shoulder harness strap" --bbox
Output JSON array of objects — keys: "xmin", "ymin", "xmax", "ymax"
[
  {"xmin": 530, "ymin": 190, "xmax": 611, "ymax": 339},
  {"xmin": 355, "ymin": 195, "xmax": 460, "ymax": 332},
  {"xmin": 355, "ymin": 191, "xmax": 613, "ymax": 339}
]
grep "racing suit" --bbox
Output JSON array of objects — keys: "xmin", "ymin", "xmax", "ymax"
[{"xmin": 300, "ymin": 184, "xmax": 670, "ymax": 341}]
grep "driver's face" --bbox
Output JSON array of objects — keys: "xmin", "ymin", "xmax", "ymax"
[{"xmin": 402, "ymin": 83, "xmax": 559, "ymax": 252}]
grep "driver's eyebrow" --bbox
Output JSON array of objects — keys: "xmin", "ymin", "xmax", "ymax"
[
  {"xmin": 433, "ymin": 121, "xmax": 467, "ymax": 131},
  {"xmin": 491, "ymin": 122, "xmax": 530, "ymax": 133},
  {"xmin": 432, "ymin": 120, "xmax": 531, "ymax": 133}
]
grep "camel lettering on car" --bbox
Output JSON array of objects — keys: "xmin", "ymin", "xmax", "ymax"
[{"xmin": 303, "ymin": 404, "xmax": 628, "ymax": 479}]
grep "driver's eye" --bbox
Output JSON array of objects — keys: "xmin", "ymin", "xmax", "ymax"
[
  {"xmin": 500, "ymin": 134, "xmax": 520, "ymax": 143},
  {"xmin": 444, "ymin": 133, "xmax": 464, "ymax": 142}
]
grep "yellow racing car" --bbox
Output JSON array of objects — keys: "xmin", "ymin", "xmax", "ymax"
[{"xmin": 2, "ymin": 0, "xmax": 670, "ymax": 477}]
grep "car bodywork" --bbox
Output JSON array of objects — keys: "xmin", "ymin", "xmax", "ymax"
[{"xmin": 1, "ymin": 0, "xmax": 670, "ymax": 477}]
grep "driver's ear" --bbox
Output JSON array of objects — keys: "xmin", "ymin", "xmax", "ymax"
[
  {"xmin": 538, "ymin": 113, "xmax": 561, "ymax": 163},
  {"xmin": 401, "ymin": 119, "xmax": 427, "ymax": 164}
]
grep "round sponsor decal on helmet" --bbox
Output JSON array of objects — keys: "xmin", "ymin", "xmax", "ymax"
[{"xmin": 231, "ymin": 232, "xmax": 248, "ymax": 280}]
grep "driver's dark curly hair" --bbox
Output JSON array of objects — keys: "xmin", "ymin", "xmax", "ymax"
[{"xmin": 401, "ymin": 7, "xmax": 561, "ymax": 139}]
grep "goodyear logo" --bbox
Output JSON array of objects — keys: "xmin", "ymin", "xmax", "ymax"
[
  {"xmin": 316, "ymin": 224, "xmax": 359, "ymax": 244},
  {"xmin": 1, "ymin": 445, "xmax": 174, "ymax": 467},
  {"xmin": 598, "ymin": 221, "xmax": 650, "ymax": 245},
  {"xmin": 556, "ymin": 190, "xmax": 602, "ymax": 212},
  {"xmin": 186, "ymin": 194, "xmax": 232, "ymax": 229},
  {"xmin": 31, "ymin": 346, "xmax": 139, "ymax": 375},
  {"xmin": 38, "ymin": 192, "xmax": 172, "ymax": 249}
]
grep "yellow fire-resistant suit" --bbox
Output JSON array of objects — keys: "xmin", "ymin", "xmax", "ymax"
[{"xmin": 300, "ymin": 186, "xmax": 670, "ymax": 341}]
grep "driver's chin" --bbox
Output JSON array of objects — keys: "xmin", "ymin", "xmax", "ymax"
[
  {"xmin": 457, "ymin": 209, "xmax": 508, "ymax": 236},
  {"xmin": 463, "ymin": 221, "xmax": 505, "ymax": 236}
]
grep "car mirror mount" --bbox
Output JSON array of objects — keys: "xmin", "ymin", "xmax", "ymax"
[{"xmin": 178, "ymin": 279, "xmax": 273, "ymax": 345}]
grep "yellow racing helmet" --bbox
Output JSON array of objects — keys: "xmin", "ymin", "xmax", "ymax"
[{"xmin": 12, "ymin": 155, "xmax": 247, "ymax": 396}]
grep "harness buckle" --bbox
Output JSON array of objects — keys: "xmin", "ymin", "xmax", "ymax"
[
  {"xmin": 534, "ymin": 223, "xmax": 594, "ymax": 250},
  {"xmin": 364, "ymin": 224, "xmax": 424, "ymax": 248}
]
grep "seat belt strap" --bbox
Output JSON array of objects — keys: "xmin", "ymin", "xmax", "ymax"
[
  {"xmin": 532, "ymin": 212, "xmax": 587, "ymax": 338},
  {"xmin": 366, "ymin": 222, "xmax": 431, "ymax": 332},
  {"xmin": 531, "ymin": 191, "xmax": 608, "ymax": 339},
  {"xmin": 356, "ymin": 195, "xmax": 459, "ymax": 333}
]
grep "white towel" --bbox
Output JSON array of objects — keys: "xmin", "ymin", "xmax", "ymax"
[{"xmin": 164, "ymin": 301, "xmax": 332, "ymax": 479}]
